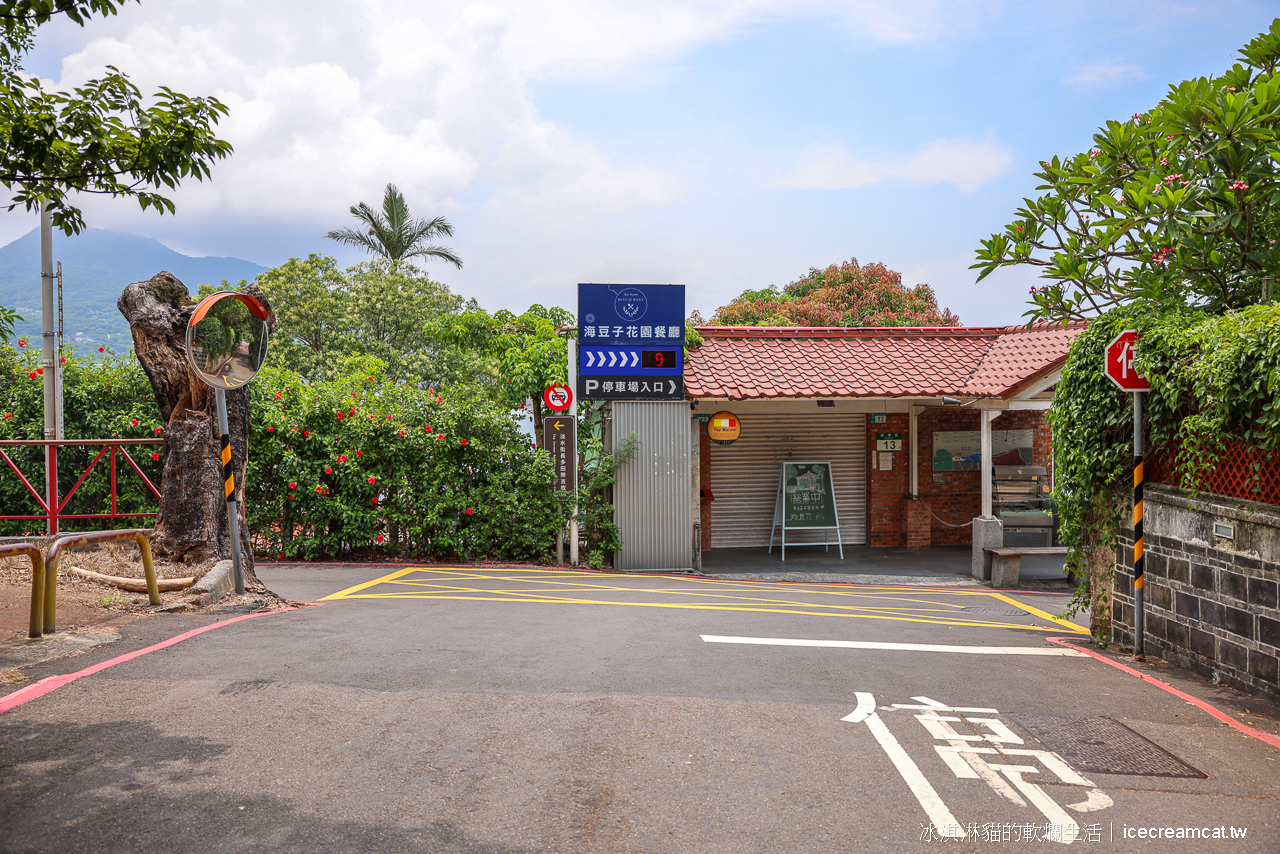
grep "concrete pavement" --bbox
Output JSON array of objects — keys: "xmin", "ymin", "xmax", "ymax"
[{"xmin": 1, "ymin": 563, "xmax": 1277, "ymax": 853}]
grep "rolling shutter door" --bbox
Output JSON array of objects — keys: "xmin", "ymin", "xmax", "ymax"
[{"xmin": 709, "ymin": 412, "xmax": 866, "ymax": 548}]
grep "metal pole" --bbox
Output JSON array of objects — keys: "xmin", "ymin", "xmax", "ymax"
[
  {"xmin": 980, "ymin": 410, "xmax": 994, "ymax": 518},
  {"xmin": 40, "ymin": 206, "xmax": 56, "ymax": 534},
  {"xmin": 568, "ymin": 337, "xmax": 579, "ymax": 566},
  {"xmin": 1133, "ymin": 392, "xmax": 1145, "ymax": 659},
  {"xmin": 56, "ymin": 261, "xmax": 64, "ymax": 440},
  {"xmin": 215, "ymin": 389, "xmax": 246, "ymax": 594}
]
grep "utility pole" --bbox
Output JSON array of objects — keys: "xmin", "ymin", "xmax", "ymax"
[{"xmin": 40, "ymin": 205, "xmax": 58, "ymax": 534}]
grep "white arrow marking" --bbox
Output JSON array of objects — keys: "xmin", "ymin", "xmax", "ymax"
[
  {"xmin": 630, "ymin": 351, "xmax": 639, "ymax": 367},
  {"xmin": 608, "ymin": 351, "xmax": 617, "ymax": 367},
  {"xmin": 585, "ymin": 352, "xmax": 595, "ymax": 368},
  {"xmin": 669, "ymin": 380, "xmax": 676, "ymax": 394}
]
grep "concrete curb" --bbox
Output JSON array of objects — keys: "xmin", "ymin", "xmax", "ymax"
[{"xmin": 188, "ymin": 559, "xmax": 235, "ymax": 607}]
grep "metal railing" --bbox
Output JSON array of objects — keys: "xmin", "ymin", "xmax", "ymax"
[
  {"xmin": 0, "ymin": 439, "xmax": 163, "ymax": 535},
  {"xmin": 0, "ymin": 530, "xmax": 159, "ymax": 638}
]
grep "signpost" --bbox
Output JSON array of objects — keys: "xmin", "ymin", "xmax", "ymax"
[
  {"xmin": 577, "ymin": 284, "xmax": 685, "ymax": 401},
  {"xmin": 1105, "ymin": 329, "xmax": 1150, "ymax": 659},
  {"xmin": 185, "ymin": 291, "xmax": 271, "ymax": 595},
  {"xmin": 544, "ymin": 416, "xmax": 577, "ymax": 493},
  {"xmin": 768, "ymin": 462, "xmax": 843, "ymax": 561}
]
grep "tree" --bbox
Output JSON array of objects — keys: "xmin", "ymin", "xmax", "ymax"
[
  {"xmin": 707, "ymin": 258, "xmax": 960, "ymax": 327},
  {"xmin": 325, "ymin": 183, "xmax": 462, "ymax": 268},
  {"xmin": 425, "ymin": 305, "xmax": 573, "ymax": 446},
  {"xmin": 253, "ymin": 255, "xmax": 482, "ymax": 387},
  {"xmin": 0, "ymin": 0, "xmax": 232, "ymax": 235},
  {"xmin": 972, "ymin": 19, "xmax": 1280, "ymax": 323}
]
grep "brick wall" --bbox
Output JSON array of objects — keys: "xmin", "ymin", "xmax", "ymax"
[
  {"xmin": 1113, "ymin": 485, "xmax": 1280, "ymax": 701},
  {"xmin": 915, "ymin": 409, "xmax": 1052, "ymax": 546},
  {"xmin": 867, "ymin": 413, "xmax": 910, "ymax": 547}
]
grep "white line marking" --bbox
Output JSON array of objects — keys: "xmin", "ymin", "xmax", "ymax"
[
  {"xmin": 700, "ymin": 635, "xmax": 1089, "ymax": 656},
  {"xmin": 862, "ymin": 711, "xmax": 965, "ymax": 838}
]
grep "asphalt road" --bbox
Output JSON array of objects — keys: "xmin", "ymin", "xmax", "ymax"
[{"xmin": 1, "ymin": 564, "xmax": 1278, "ymax": 853}]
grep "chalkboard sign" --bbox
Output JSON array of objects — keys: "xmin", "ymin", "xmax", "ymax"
[
  {"xmin": 770, "ymin": 461, "xmax": 844, "ymax": 561},
  {"xmin": 782, "ymin": 463, "xmax": 835, "ymax": 527}
]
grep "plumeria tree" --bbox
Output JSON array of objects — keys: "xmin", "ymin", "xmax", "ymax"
[
  {"xmin": 972, "ymin": 19, "xmax": 1280, "ymax": 322},
  {"xmin": 708, "ymin": 258, "xmax": 959, "ymax": 327}
]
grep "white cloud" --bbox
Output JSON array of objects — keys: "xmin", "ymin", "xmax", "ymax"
[
  {"xmin": 1063, "ymin": 62, "xmax": 1145, "ymax": 87},
  {"xmin": 775, "ymin": 137, "xmax": 1014, "ymax": 194}
]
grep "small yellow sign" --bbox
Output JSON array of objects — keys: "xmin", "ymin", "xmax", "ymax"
[{"xmin": 708, "ymin": 411, "xmax": 741, "ymax": 445}]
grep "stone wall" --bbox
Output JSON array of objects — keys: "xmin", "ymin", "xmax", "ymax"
[{"xmin": 1113, "ymin": 485, "xmax": 1280, "ymax": 701}]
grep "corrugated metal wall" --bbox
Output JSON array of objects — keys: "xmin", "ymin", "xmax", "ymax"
[
  {"xmin": 709, "ymin": 412, "xmax": 867, "ymax": 548},
  {"xmin": 613, "ymin": 402, "xmax": 693, "ymax": 570}
]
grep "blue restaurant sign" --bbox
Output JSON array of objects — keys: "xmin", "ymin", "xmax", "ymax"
[{"xmin": 578, "ymin": 284, "xmax": 685, "ymax": 400}]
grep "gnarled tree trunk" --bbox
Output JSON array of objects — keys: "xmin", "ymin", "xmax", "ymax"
[{"xmin": 118, "ymin": 272, "xmax": 276, "ymax": 575}]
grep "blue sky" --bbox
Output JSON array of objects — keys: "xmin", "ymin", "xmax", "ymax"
[{"xmin": 3, "ymin": 1, "xmax": 1276, "ymax": 325}]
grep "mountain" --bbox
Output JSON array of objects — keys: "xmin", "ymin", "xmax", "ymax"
[{"xmin": 0, "ymin": 228, "xmax": 268, "ymax": 347}]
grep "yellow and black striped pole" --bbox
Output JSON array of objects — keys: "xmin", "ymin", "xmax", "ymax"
[
  {"xmin": 215, "ymin": 389, "xmax": 246, "ymax": 594},
  {"xmin": 1133, "ymin": 392, "xmax": 1145, "ymax": 659}
]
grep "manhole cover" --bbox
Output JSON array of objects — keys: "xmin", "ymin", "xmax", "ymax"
[
  {"xmin": 961, "ymin": 607, "xmax": 1027, "ymax": 616},
  {"xmin": 1009, "ymin": 714, "xmax": 1207, "ymax": 778}
]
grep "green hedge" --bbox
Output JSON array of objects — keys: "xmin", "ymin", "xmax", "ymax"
[{"xmin": 0, "ymin": 344, "xmax": 567, "ymax": 560}]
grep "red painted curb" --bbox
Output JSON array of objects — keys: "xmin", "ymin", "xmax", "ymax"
[
  {"xmin": 0, "ymin": 607, "xmax": 302, "ymax": 715},
  {"xmin": 1046, "ymin": 636, "xmax": 1280, "ymax": 750}
]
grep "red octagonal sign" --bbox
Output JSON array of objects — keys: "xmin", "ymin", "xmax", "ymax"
[{"xmin": 1104, "ymin": 329, "xmax": 1151, "ymax": 392}]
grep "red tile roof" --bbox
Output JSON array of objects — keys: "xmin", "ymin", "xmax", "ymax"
[{"xmin": 685, "ymin": 323, "xmax": 1086, "ymax": 400}]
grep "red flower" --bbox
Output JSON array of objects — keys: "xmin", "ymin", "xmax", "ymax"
[
  {"xmin": 461, "ymin": 439, "xmax": 468, "ymax": 446},
  {"xmin": 465, "ymin": 508, "xmax": 473, "ymax": 515},
  {"xmin": 154, "ymin": 427, "xmax": 162, "ymax": 435},
  {"xmin": 274, "ymin": 392, "xmax": 282, "ymax": 400},
  {"xmin": 325, "ymin": 467, "xmax": 333, "ymax": 474},
  {"xmin": 289, "ymin": 482, "xmax": 297, "ymax": 489},
  {"xmin": 28, "ymin": 372, "xmax": 36, "ymax": 379},
  {"xmin": 288, "ymin": 495, "xmax": 294, "ymax": 501},
  {"xmin": 17, "ymin": 339, "xmax": 25, "ymax": 347},
  {"xmin": 371, "ymin": 496, "xmax": 378, "ymax": 505},
  {"xmin": 437, "ymin": 434, "xmax": 444, "ymax": 440},
  {"xmin": 278, "ymin": 553, "xmax": 284, "ymax": 559},
  {"xmin": 336, "ymin": 412, "xmax": 344, "ymax": 420},
  {"xmin": 348, "ymin": 407, "xmax": 355, "ymax": 415},
  {"xmin": 376, "ymin": 534, "xmax": 384, "ymax": 543},
  {"xmin": 151, "ymin": 452, "xmax": 160, "ymax": 461},
  {"xmin": 266, "ymin": 427, "xmax": 274, "ymax": 432},
  {"xmin": 98, "ymin": 346, "xmax": 104, "ymax": 353},
  {"xmin": 2, "ymin": 413, "xmax": 11, "ymax": 419},
  {"xmin": 387, "ymin": 415, "xmax": 393, "ymax": 420},
  {"xmin": 367, "ymin": 477, "xmax": 376, "ymax": 484},
  {"xmin": 351, "ymin": 392, "xmax": 358, "ymax": 398},
  {"xmin": 316, "ymin": 485, "xmax": 324, "ymax": 493},
  {"xmin": 36, "ymin": 368, "xmax": 43, "ymax": 375},
  {"xmin": 130, "ymin": 419, "xmax": 139, "ymax": 426},
  {"xmin": 356, "ymin": 450, "xmax": 363, "ymax": 457},
  {"xmin": 428, "ymin": 388, "xmax": 435, "ymax": 393},
  {"xmin": 302, "ymin": 430, "xmax": 309, "ymax": 437},
  {"xmin": 61, "ymin": 357, "xmax": 65, "ymax": 363},
  {"xmin": 437, "ymin": 396, "xmax": 443, "ymax": 403},
  {"xmin": 398, "ymin": 430, "xmax": 405, "ymax": 437},
  {"xmin": 337, "ymin": 454, "xmax": 348, "ymax": 462}
]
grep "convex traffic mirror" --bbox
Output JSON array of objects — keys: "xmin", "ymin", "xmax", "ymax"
[{"xmin": 185, "ymin": 292, "xmax": 270, "ymax": 389}]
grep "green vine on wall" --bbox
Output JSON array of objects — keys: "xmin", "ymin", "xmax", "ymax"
[{"xmin": 1051, "ymin": 303, "xmax": 1280, "ymax": 639}]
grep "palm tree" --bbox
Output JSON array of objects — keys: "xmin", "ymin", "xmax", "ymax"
[{"xmin": 325, "ymin": 183, "xmax": 462, "ymax": 268}]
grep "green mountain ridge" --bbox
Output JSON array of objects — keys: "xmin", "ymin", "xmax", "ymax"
[{"xmin": 0, "ymin": 228, "xmax": 267, "ymax": 347}]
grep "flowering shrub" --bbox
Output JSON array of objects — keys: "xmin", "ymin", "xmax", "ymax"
[
  {"xmin": 0, "ymin": 346, "xmax": 567, "ymax": 560},
  {"xmin": 246, "ymin": 355, "xmax": 566, "ymax": 561}
]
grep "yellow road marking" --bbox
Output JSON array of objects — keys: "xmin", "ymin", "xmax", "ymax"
[{"xmin": 322, "ymin": 566, "xmax": 1089, "ymax": 635}]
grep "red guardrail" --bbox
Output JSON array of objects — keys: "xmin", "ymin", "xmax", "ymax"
[{"xmin": 0, "ymin": 439, "xmax": 164, "ymax": 535}]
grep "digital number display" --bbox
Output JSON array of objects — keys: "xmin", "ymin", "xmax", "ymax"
[{"xmin": 641, "ymin": 350, "xmax": 677, "ymax": 369}]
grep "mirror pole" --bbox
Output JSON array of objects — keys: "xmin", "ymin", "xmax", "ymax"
[{"xmin": 215, "ymin": 388, "xmax": 246, "ymax": 594}]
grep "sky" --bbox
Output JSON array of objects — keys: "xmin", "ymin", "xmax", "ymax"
[{"xmin": 3, "ymin": 0, "xmax": 1276, "ymax": 326}]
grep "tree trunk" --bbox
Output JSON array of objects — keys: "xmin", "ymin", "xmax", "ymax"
[{"xmin": 118, "ymin": 273, "xmax": 277, "ymax": 576}]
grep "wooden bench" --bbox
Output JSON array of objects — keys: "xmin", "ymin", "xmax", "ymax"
[{"xmin": 983, "ymin": 546, "xmax": 1068, "ymax": 588}]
